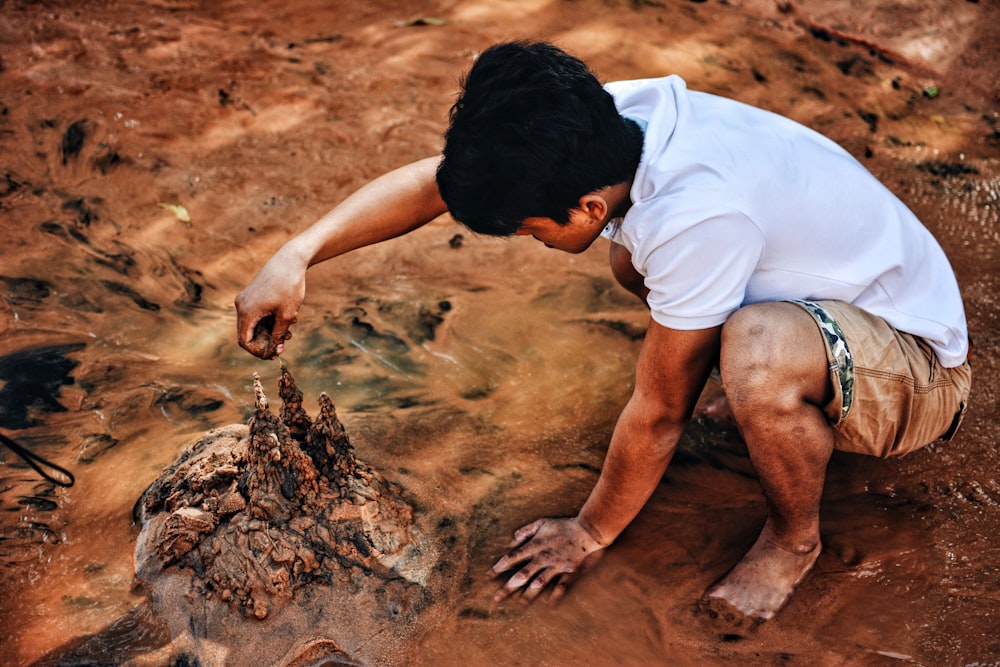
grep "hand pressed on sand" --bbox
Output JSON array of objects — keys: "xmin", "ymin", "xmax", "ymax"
[{"xmin": 490, "ymin": 517, "xmax": 606, "ymax": 604}]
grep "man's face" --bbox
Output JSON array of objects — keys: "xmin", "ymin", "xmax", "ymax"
[{"xmin": 515, "ymin": 209, "xmax": 605, "ymax": 254}]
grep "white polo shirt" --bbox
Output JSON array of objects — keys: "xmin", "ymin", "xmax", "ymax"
[{"xmin": 603, "ymin": 76, "xmax": 969, "ymax": 367}]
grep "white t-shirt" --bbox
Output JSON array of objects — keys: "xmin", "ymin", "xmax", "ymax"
[{"xmin": 603, "ymin": 76, "xmax": 969, "ymax": 367}]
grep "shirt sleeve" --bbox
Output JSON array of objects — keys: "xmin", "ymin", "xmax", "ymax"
[{"xmin": 634, "ymin": 210, "xmax": 765, "ymax": 330}]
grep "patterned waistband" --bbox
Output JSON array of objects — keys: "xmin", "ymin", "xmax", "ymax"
[{"xmin": 789, "ymin": 299, "xmax": 854, "ymax": 421}]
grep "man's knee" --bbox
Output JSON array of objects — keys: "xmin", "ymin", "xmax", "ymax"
[
  {"xmin": 720, "ymin": 302, "xmax": 831, "ymax": 409},
  {"xmin": 720, "ymin": 303, "xmax": 794, "ymax": 373}
]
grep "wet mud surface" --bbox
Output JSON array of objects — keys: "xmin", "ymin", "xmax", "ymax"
[{"xmin": 1, "ymin": 1, "xmax": 999, "ymax": 665}]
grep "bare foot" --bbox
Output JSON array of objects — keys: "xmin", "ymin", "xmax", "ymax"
[{"xmin": 705, "ymin": 531, "xmax": 821, "ymax": 621}]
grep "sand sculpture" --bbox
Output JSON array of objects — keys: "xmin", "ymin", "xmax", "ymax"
[{"xmin": 133, "ymin": 367, "xmax": 433, "ymax": 664}]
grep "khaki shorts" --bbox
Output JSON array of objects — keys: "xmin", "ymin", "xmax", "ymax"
[{"xmin": 788, "ymin": 300, "xmax": 972, "ymax": 458}]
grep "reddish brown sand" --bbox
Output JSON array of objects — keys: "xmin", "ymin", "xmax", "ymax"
[{"xmin": 1, "ymin": 1, "xmax": 998, "ymax": 665}]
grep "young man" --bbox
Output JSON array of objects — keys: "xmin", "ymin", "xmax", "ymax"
[{"xmin": 235, "ymin": 42, "xmax": 971, "ymax": 620}]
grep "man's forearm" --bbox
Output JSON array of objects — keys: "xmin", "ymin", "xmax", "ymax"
[
  {"xmin": 291, "ymin": 155, "xmax": 448, "ymax": 267},
  {"xmin": 576, "ymin": 398, "xmax": 686, "ymax": 546}
]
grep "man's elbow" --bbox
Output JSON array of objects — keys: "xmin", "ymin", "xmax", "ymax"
[{"xmin": 621, "ymin": 400, "xmax": 688, "ymax": 457}]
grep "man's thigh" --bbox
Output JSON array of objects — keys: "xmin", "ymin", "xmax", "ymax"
[{"xmin": 787, "ymin": 300, "xmax": 972, "ymax": 457}]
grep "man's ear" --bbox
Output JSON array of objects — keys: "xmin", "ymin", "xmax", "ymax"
[{"xmin": 577, "ymin": 191, "xmax": 609, "ymax": 224}]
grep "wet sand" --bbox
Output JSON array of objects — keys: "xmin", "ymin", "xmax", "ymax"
[{"xmin": 1, "ymin": 0, "xmax": 999, "ymax": 665}]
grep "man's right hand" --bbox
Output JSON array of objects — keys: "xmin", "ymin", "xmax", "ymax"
[
  {"xmin": 233, "ymin": 157, "xmax": 448, "ymax": 359},
  {"xmin": 235, "ymin": 249, "xmax": 308, "ymax": 359}
]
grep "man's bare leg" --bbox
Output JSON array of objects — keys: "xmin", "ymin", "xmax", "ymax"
[{"xmin": 706, "ymin": 302, "xmax": 835, "ymax": 620}]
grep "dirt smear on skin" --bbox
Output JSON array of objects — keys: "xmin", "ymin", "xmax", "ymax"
[{"xmin": 2, "ymin": 1, "xmax": 999, "ymax": 666}]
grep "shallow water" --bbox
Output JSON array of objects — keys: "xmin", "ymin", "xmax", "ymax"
[{"xmin": 2, "ymin": 1, "xmax": 999, "ymax": 665}]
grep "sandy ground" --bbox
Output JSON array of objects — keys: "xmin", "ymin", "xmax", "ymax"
[{"xmin": 1, "ymin": 0, "xmax": 999, "ymax": 665}]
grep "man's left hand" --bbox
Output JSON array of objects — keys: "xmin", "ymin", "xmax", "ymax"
[{"xmin": 489, "ymin": 516, "xmax": 606, "ymax": 604}]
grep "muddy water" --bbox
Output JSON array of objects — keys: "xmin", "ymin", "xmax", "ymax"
[{"xmin": 2, "ymin": 1, "xmax": 999, "ymax": 665}]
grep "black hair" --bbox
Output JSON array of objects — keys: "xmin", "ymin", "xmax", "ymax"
[{"xmin": 436, "ymin": 41, "xmax": 644, "ymax": 236}]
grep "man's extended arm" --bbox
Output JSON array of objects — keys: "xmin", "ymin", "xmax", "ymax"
[
  {"xmin": 235, "ymin": 156, "xmax": 447, "ymax": 358},
  {"xmin": 491, "ymin": 320, "xmax": 721, "ymax": 602}
]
